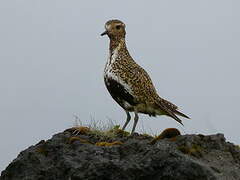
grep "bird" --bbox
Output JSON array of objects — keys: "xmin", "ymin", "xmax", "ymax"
[{"xmin": 101, "ymin": 19, "xmax": 190, "ymax": 134}]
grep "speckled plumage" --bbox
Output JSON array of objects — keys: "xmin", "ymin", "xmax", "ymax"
[{"xmin": 101, "ymin": 20, "xmax": 189, "ymax": 134}]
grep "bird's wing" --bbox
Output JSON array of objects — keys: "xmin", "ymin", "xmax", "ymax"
[
  {"xmin": 127, "ymin": 64, "xmax": 189, "ymax": 122},
  {"xmin": 127, "ymin": 64, "xmax": 161, "ymax": 103}
]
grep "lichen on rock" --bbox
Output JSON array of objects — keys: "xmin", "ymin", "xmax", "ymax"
[{"xmin": 1, "ymin": 128, "xmax": 240, "ymax": 180}]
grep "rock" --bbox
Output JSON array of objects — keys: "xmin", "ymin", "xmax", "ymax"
[{"xmin": 1, "ymin": 128, "xmax": 240, "ymax": 180}]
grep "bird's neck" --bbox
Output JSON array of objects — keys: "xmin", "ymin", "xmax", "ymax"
[{"xmin": 109, "ymin": 38, "xmax": 128, "ymax": 54}]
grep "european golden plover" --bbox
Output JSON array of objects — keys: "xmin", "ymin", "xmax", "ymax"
[{"xmin": 101, "ymin": 19, "xmax": 190, "ymax": 134}]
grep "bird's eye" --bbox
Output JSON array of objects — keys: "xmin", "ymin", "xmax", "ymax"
[{"xmin": 116, "ymin": 25, "xmax": 121, "ymax": 30}]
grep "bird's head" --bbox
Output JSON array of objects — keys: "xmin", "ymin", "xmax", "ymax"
[{"xmin": 101, "ymin": 19, "xmax": 126, "ymax": 39}]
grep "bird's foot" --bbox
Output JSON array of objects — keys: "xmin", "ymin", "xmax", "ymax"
[{"xmin": 129, "ymin": 132, "xmax": 140, "ymax": 137}]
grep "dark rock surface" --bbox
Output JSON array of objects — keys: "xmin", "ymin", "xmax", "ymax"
[{"xmin": 1, "ymin": 128, "xmax": 240, "ymax": 180}]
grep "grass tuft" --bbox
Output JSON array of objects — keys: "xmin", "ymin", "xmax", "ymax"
[{"xmin": 71, "ymin": 116, "xmax": 130, "ymax": 139}]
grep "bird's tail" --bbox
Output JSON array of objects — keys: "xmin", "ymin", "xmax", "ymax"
[
  {"xmin": 154, "ymin": 98, "xmax": 190, "ymax": 125},
  {"xmin": 173, "ymin": 109, "xmax": 190, "ymax": 119}
]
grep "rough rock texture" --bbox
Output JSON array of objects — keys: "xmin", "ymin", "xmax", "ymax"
[{"xmin": 1, "ymin": 128, "xmax": 240, "ymax": 180}]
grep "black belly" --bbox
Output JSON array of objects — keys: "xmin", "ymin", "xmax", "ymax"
[{"xmin": 104, "ymin": 77, "xmax": 137, "ymax": 110}]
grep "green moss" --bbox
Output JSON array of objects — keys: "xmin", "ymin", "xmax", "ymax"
[
  {"xmin": 142, "ymin": 133, "xmax": 153, "ymax": 138},
  {"xmin": 178, "ymin": 144, "xmax": 203, "ymax": 157},
  {"xmin": 108, "ymin": 125, "xmax": 130, "ymax": 136},
  {"xmin": 95, "ymin": 141, "xmax": 123, "ymax": 146},
  {"xmin": 36, "ymin": 147, "xmax": 48, "ymax": 156},
  {"xmin": 68, "ymin": 137, "xmax": 92, "ymax": 144}
]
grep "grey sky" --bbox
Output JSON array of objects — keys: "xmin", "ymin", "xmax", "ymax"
[{"xmin": 0, "ymin": 0, "xmax": 239, "ymax": 171}]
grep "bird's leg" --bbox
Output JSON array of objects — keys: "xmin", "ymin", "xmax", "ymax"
[
  {"xmin": 131, "ymin": 111, "xmax": 139, "ymax": 134},
  {"xmin": 122, "ymin": 111, "xmax": 131, "ymax": 130}
]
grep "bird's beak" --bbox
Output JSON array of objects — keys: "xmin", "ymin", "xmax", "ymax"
[{"xmin": 101, "ymin": 30, "xmax": 108, "ymax": 36}]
